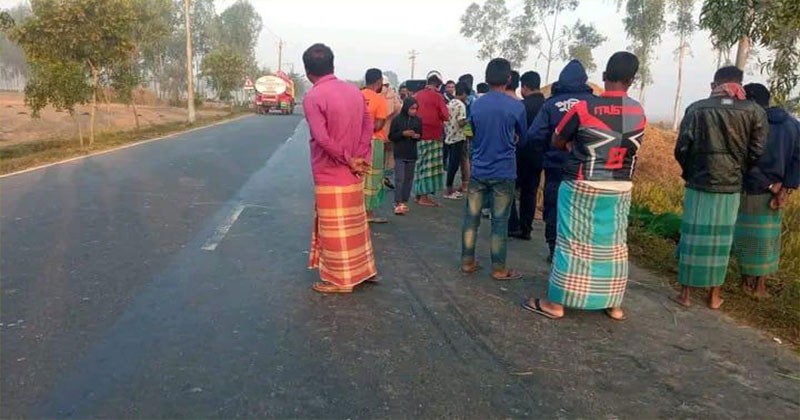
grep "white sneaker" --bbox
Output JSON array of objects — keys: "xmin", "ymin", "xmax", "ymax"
[{"xmin": 444, "ymin": 192, "xmax": 463, "ymax": 200}]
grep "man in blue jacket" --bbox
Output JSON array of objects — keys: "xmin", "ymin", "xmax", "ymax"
[
  {"xmin": 527, "ymin": 60, "xmax": 595, "ymax": 262},
  {"xmin": 734, "ymin": 83, "xmax": 799, "ymax": 299}
]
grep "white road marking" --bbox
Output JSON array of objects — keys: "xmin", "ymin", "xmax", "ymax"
[{"xmin": 201, "ymin": 203, "xmax": 246, "ymax": 251}]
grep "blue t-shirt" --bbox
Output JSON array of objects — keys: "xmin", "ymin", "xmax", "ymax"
[{"xmin": 469, "ymin": 91, "xmax": 528, "ymax": 180}]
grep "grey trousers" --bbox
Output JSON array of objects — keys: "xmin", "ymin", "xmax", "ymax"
[{"xmin": 394, "ymin": 159, "xmax": 416, "ymax": 204}]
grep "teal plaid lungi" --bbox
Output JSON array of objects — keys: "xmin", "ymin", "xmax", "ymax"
[
  {"xmin": 548, "ymin": 181, "xmax": 632, "ymax": 310},
  {"xmin": 678, "ymin": 187, "xmax": 740, "ymax": 287},
  {"xmin": 413, "ymin": 140, "xmax": 444, "ymax": 196},
  {"xmin": 363, "ymin": 139, "xmax": 385, "ymax": 212},
  {"xmin": 733, "ymin": 192, "xmax": 782, "ymax": 276}
]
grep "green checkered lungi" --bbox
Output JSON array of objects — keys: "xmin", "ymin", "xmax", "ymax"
[
  {"xmin": 363, "ymin": 139, "xmax": 385, "ymax": 212},
  {"xmin": 413, "ymin": 140, "xmax": 444, "ymax": 196},
  {"xmin": 677, "ymin": 187, "xmax": 740, "ymax": 287},
  {"xmin": 733, "ymin": 193, "xmax": 782, "ymax": 276}
]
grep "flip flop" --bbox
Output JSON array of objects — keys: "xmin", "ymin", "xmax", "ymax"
[
  {"xmin": 491, "ymin": 269, "xmax": 523, "ymax": 281},
  {"xmin": 521, "ymin": 298, "xmax": 563, "ymax": 320},
  {"xmin": 417, "ymin": 200, "xmax": 438, "ymax": 207},
  {"xmin": 368, "ymin": 217, "xmax": 389, "ymax": 224},
  {"xmin": 312, "ymin": 282, "xmax": 354, "ymax": 294},
  {"xmin": 461, "ymin": 264, "xmax": 483, "ymax": 274},
  {"xmin": 604, "ymin": 308, "xmax": 627, "ymax": 322}
]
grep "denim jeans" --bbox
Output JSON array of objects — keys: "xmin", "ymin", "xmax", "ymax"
[
  {"xmin": 543, "ymin": 168, "xmax": 562, "ymax": 254},
  {"xmin": 461, "ymin": 178, "xmax": 515, "ymax": 271}
]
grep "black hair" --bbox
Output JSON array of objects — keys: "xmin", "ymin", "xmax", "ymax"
[
  {"xmin": 506, "ymin": 70, "xmax": 520, "ymax": 91},
  {"xmin": 744, "ymin": 83, "xmax": 770, "ymax": 107},
  {"xmin": 427, "ymin": 75, "xmax": 442, "ymax": 87},
  {"xmin": 485, "ymin": 58, "xmax": 512, "ymax": 87},
  {"xmin": 455, "ymin": 81, "xmax": 469, "ymax": 96},
  {"xmin": 302, "ymin": 43, "xmax": 335, "ymax": 77},
  {"xmin": 604, "ymin": 51, "xmax": 639, "ymax": 83},
  {"xmin": 714, "ymin": 66, "xmax": 744, "ymax": 84},
  {"xmin": 365, "ymin": 68, "xmax": 383, "ymax": 86},
  {"xmin": 520, "ymin": 71, "xmax": 541, "ymax": 90},
  {"xmin": 476, "ymin": 82, "xmax": 490, "ymax": 94},
  {"xmin": 458, "ymin": 74, "xmax": 474, "ymax": 89},
  {"xmin": 446, "ymin": 80, "xmax": 456, "ymax": 86}
]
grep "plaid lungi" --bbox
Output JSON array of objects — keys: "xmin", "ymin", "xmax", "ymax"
[
  {"xmin": 733, "ymin": 192, "xmax": 782, "ymax": 276},
  {"xmin": 363, "ymin": 139, "xmax": 385, "ymax": 211},
  {"xmin": 309, "ymin": 183, "xmax": 378, "ymax": 287},
  {"xmin": 413, "ymin": 140, "xmax": 444, "ymax": 196},
  {"xmin": 548, "ymin": 181, "xmax": 632, "ymax": 309},
  {"xmin": 677, "ymin": 187, "xmax": 740, "ymax": 287}
]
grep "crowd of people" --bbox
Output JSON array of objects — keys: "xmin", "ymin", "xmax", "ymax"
[{"xmin": 301, "ymin": 42, "xmax": 799, "ymax": 321}]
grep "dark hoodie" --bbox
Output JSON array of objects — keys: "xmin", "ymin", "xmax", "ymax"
[
  {"xmin": 389, "ymin": 98, "xmax": 423, "ymax": 160},
  {"xmin": 526, "ymin": 60, "xmax": 594, "ymax": 170},
  {"xmin": 743, "ymin": 106, "xmax": 800, "ymax": 193}
]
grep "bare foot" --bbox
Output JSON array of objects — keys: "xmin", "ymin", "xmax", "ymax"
[
  {"xmin": 741, "ymin": 276, "xmax": 756, "ymax": 296},
  {"xmin": 672, "ymin": 286, "xmax": 691, "ymax": 308},
  {"xmin": 605, "ymin": 307, "xmax": 626, "ymax": 321},
  {"xmin": 754, "ymin": 277, "xmax": 771, "ymax": 300},
  {"xmin": 708, "ymin": 287, "xmax": 724, "ymax": 310}
]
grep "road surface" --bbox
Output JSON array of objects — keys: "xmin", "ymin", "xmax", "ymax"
[{"xmin": 1, "ymin": 114, "xmax": 798, "ymax": 419}]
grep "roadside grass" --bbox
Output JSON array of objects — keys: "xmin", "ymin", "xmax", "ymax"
[
  {"xmin": 0, "ymin": 111, "xmax": 249, "ymax": 175},
  {"xmin": 633, "ymin": 126, "xmax": 800, "ymax": 346}
]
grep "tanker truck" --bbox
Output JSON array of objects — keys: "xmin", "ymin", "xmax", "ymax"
[{"xmin": 254, "ymin": 71, "xmax": 295, "ymax": 115}]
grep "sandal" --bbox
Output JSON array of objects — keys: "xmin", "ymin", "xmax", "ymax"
[
  {"xmin": 604, "ymin": 308, "xmax": 627, "ymax": 322},
  {"xmin": 312, "ymin": 282, "xmax": 354, "ymax": 294},
  {"xmin": 460, "ymin": 263, "xmax": 482, "ymax": 274},
  {"xmin": 491, "ymin": 269, "xmax": 523, "ymax": 281},
  {"xmin": 521, "ymin": 298, "xmax": 563, "ymax": 320},
  {"xmin": 368, "ymin": 217, "xmax": 389, "ymax": 224}
]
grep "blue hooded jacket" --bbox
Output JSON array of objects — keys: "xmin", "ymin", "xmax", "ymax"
[
  {"xmin": 743, "ymin": 106, "xmax": 800, "ymax": 193},
  {"xmin": 526, "ymin": 60, "xmax": 595, "ymax": 170}
]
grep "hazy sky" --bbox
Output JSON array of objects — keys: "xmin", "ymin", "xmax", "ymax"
[{"xmin": 216, "ymin": 0, "xmax": 770, "ymax": 121}]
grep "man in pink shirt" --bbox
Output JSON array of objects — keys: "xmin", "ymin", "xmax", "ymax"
[{"xmin": 302, "ymin": 43, "xmax": 378, "ymax": 294}]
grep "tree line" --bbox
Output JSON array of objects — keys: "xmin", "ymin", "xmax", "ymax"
[
  {"xmin": 460, "ymin": 0, "xmax": 799, "ymax": 128},
  {"xmin": 0, "ymin": 0, "xmax": 267, "ymax": 146}
]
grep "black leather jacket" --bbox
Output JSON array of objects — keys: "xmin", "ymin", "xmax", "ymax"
[{"xmin": 675, "ymin": 96, "xmax": 768, "ymax": 193}]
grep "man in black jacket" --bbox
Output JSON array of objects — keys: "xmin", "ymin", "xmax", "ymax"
[
  {"xmin": 733, "ymin": 83, "xmax": 800, "ymax": 299},
  {"xmin": 674, "ymin": 66, "xmax": 768, "ymax": 309},
  {"xmin": 509, "ymin": 71, "xmax": 546, "ymax": 240}
]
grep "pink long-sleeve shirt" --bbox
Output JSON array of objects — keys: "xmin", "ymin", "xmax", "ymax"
[{"xmin": 303, "ymin": 74, "xmax": 373, "ymax": 186}]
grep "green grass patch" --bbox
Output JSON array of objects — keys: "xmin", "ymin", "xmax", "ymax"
[
  {"xmin": 0, "ymin": 111, "xmax": 248, "ymax": 175},
  {"xmin": 629, "ymin": 183, "xmax": 800, "ymax": 346}
]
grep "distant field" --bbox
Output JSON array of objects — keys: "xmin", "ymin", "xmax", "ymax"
[
  {"xmin": 633, "ymin": 126, "xmax": 799, "ymax": 344},
  {"xmin": 0, "ymin": 90, "xmax": 229, "ymax": 147}
]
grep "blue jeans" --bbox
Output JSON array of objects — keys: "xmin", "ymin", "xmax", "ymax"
[{"xmin": 461, "ymin": 178, "xmax": 515, "ymax": 271}]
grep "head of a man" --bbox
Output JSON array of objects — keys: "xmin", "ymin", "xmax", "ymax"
[
  {"xmin": 603, "ymin": 51, "xmax": 639, "ymax": 92},
  {"xmin": 506, "ymin": 70, "xmax": 520, "ymax": 93},
  {"xmin": 485, "ymin": 58, "xmax": 512, "ymax": 88},
  {"xmin": 476, "ymin": 82, "xmax": 490, "ymax": 96},
  {"xmin": 712, "ymin": 66, "xmax": 744, "ymax": 89},
  {"xmin": 744, "ymin": 83, "xmax": 770, "ymax": 108},
  {"xmin": 399, "ymin": 85, "xmax": 409, "ymax": 99},
  {"xmin": 458, "ymin": 74, "xmax": 474, "ymax": 91},
  {"xmin": 365, "ymin": 68, "xmax": 383, "ymax": 93},
  {"xmin": 455, "ymin": 82, "xmax": 469, "ymax": 102},
  {"xmin": 520, "ymin": 71, "xmax": 541, "ymax": 97},
  {"xmin": 427, "ymin": 70, "xmax": 443, "ymax": 88},
  {"xmin": 445, "ymin": 80, "xmax": 456, "ymax": 97},
  {"xmin": 302, "ymin": 43, "xmax": 335, "ymax": 83}
]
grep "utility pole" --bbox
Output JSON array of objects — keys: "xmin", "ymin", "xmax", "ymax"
[
  {"xmin": 408, "ymin": 49, "xmax": 419, "ymax": 79},
  {"xmin": 277, "ymin": 39, "xmax": 285, "ymax": 72},
  {"xmin": 184, "ymin": 0, "xmax": 196, "ymax": 123}
]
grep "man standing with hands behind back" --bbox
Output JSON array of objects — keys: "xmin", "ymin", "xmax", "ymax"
[{"xmin": 303, "ymin": 43, "xmax": 378, "ymax": 294}]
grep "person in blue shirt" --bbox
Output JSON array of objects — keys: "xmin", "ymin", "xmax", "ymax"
[
  {"xmin": 527, "ymin": 60, "xmax": 595, "ymax": 263},
  {"xmin": 460, "ymin": 58, "xmax": 528, "ymax": 281}
]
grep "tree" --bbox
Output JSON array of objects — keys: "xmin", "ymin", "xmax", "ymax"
[
  {"xmin": 1, "ymin": 4, "xmax": 31, "ymax": 91},
  {"xmin": 623, "ymin": 0, "xmax": 666, "ymax": 102},
  {"xmin": 12, "ymin": 0, "xmax": 137, "ymax": 146},
  {"xmin": 460, "ymin": 0, "xmax": 540, "ymax": 68},
  {"xmin": 24, "ymin": 61, "xmax": 92, "ymax": 144},
  {"xmin": 701, "ymin": 0, "xmax": 800, "ymax": 102},
  {"xmin": 558, "ymin": 20, "xmax": 607, "ymax": 73},
  {"xmin": 532, "ymin": 0, "xmax": 579, "ymax": 83},
  {"xmin": 201, "ymin": 48, "xmax": 246, "ymax": 104},
  {"xmin": 669, "ymin": 0, "xmax": 696, "ymax": 130},
  {"xmin": 215, "ymin": 0, "xmax": 262, "ymax": 62}
]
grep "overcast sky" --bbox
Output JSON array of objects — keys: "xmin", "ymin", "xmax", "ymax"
[{"xmin": 215, "ymin": 0, "xmax": 771, "ymax": 122}]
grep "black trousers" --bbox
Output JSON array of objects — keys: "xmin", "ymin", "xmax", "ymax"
[
  {"xmin": 445, "ymin": 142, "xmax": 465, "ymax": 188},
  {"xmin": 543, "ymin": 168, "xmax": 562, "ymax": 254},
  {"xmin": 509, "ymin": 156, "xmax": 542, "ymax": 235}
]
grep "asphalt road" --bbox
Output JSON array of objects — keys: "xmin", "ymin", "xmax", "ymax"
[{"xmin": 1, "ymin": 113, "xmax": 798, "ymax": 419}]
